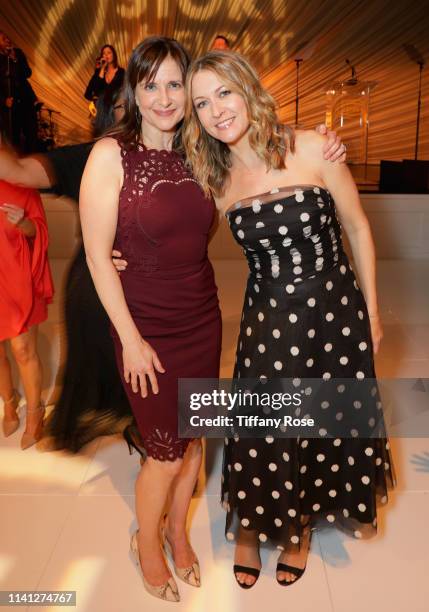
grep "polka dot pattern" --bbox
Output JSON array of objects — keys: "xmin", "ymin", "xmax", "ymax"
[{"xmin": 221, "ymin": 185, "xmax": 394, "ymax": 553}]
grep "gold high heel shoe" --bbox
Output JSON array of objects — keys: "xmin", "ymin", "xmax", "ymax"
[
  {"xmin": 161, "ymin": 526, "xmax": 201, "ymax": 587},
  {"xmin": 2, "ymin": 390, "xmax": 20, "ymax": 437},
  {"xmin": 21, "ymin": 405, "xmax": 45, "ymax": 450},
  {"xmin": 130, "ymin": 530, "xmax": 180, "ymax": 602}
]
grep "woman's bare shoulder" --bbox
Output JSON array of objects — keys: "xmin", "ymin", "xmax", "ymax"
[
  {"xmin": 84, "ymin": 137, "xmax": 123, "ymax": 175},
  {"xmin": 294, "ymin": 129, "xmax": 327, "ymax": 153},
  {"xmin": 90, "ymin": 136, "xmax": 121, "ymax": 157},
  {"xmin": 291, "ymin": 130, "xmax": 329, "ymax": 173}
]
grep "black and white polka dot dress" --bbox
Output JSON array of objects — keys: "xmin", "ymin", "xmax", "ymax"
[{"xmin": 221, "ymin": 185, "xmax": 396, "ymax": 552}]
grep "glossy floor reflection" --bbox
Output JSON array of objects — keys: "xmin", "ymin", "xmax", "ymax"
[{"xmin": 1, "ymin": 260, "xmax": 428, "ymax": 612}]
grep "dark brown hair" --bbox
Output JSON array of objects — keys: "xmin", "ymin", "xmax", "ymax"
[
  {"xmin": 100, "ymin": 44, "xmax": 119, "ymax": 68},
  {"xmin": 105, "ymin": 36, "xmax": 190, "ymax": 152}
]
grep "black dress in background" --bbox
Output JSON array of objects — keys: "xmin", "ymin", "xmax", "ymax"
[
  {"xmin": 41, "ymin": 143, "xmax": 132, "ymax": 452},
  {"xmin": 84, "ymin": 67, "xmax": 125, "ymax": 102}
]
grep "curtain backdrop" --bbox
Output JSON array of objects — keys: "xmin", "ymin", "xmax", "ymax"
[{"xmin": 1, "ymin": 0, "xmax": 428, "ymax": 161}]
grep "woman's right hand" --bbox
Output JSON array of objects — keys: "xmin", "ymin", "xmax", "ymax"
[{"xmin": 123, "ymin": 337, "xmax": 165, "ymax": 398}]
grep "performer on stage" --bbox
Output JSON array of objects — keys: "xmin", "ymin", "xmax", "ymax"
[
  {"xmin": 84, "ymin": 44, "xmax": 125, "ymax": 114},
  {"xmin": 0, "ymin": 30, "xmax": 38, "ymax": 153},
  {"xmin": 183, "ymin": 50, "xmax": 395, "ymax": 589},
  {"xmin": 0, "ymin": 173, "xmax": 54, "ymax": 449}
]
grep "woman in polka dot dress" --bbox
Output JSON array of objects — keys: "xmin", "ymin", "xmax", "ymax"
[{"xmin": 184, "ymin": 51, "xmax": 396, "ymax": 589}]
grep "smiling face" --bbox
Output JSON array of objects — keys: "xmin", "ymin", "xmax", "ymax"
[
  {"xmin": 135, "ymin": 54, "xmax": 185, "ymax": 138},
  {"xmin": 191, "ymin": 69, "xmax": 250, "ymax": 146}
]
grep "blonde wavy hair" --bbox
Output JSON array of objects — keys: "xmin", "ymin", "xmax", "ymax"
[{"xmin": 183, "ymin": 51, "xmax": 295, "ymax": 197}]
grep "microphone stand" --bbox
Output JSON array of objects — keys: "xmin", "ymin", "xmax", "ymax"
[
  {"xmin": 414, "ymin": 60, "xmax": 424, "ymax": 160},
  {"xmin": 345, "ymin": 58, "xmax": 358, "ymax": 85},
  {"xmin": 294, "ymin": 58, "xmax": 303, "ymax": 126},
  {"xmin": 403, "ymin": 44, "xmax": 425, "ymax": 160}
]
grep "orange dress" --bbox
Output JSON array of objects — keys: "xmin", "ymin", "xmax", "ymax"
[{"xmin": 0, "ymin": 180, "xmax": 54, "ymax": 341}]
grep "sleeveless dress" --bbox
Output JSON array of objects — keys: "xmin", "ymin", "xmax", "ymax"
[
  {"xmin": 221, "ymin": 185, "xmax": 396, "ymax": 551},
  {"xmin": 111, "ymin": 142, "xmax": 222, "ymax": 461}
]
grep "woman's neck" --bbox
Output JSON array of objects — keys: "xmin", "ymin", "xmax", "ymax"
[
  {"xmin": 141, "ymin": 126, "xmax": 175, "ymax": 151},
  {"xmin": 228, "ymin": 132, "xmax": 264, "ymax": 172}
]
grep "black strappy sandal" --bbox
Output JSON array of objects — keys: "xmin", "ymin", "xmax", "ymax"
[
  {"xmin": 276, "ymin": 562, "xmax": 306, "ymax": 586},
  {"xmin": 276, "ymin": 528, "xmax": 313, "ymax": 586},
  {"xmin": 233, "ymin": 564, "xmax": 261, "ymax": 589}
]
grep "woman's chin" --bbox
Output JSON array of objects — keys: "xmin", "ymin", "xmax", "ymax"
[{"xmin": 210, "ymin": 125, "xmax": 249, "ymax": 146}]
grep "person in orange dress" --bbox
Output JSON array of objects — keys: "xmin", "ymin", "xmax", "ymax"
[{"xmin": 0, "ymin": 178, "xmax": 53, "ymax": 449}]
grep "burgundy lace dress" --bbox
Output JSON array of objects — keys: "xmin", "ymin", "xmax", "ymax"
[{"xmin": 111, "ymin": 142, "xmax": 222, "ymax": 461}]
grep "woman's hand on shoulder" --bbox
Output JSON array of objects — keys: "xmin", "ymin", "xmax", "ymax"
[{"xmin": 315, "ymin": 124, "xmax": 347, "ymax": 163}]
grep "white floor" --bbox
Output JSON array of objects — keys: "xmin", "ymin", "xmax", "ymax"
[{"xmin": 1, "ymin": 259, "xmax": 429, "ymax": 612}]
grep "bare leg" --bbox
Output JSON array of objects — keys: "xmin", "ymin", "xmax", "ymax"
[
  {"xmin": 135, "ymin": 455, "xmax": 183, "ymax": 586},
  {"xmin": 234, "ymin": 527, "xmax": 261, "ymax": 587},
  {"xmin": 164, "ymin": 439, "xmax": 202, "ymax": 568},
  {"xmin": 9, "ymin": 326, "xmax": 43, "ymax": 435},
  {"xmin": 0, "ymin": 340, "xmax": 19, "ymax": 419},
  {"xmin": 276, "ymin": 522, "xmax": 311, "ymax": 583}
]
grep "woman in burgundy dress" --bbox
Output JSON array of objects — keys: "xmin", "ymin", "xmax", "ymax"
[{"xmin": 80, "ymin": 38, "xmax": 221, "ymax": 602}]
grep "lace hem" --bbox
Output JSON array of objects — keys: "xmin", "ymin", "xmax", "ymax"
[{"xmin": 144, "ymin": 427, "xmax": 192, "ymax": 462}]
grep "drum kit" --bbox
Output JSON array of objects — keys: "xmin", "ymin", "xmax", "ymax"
[{"xmin": 35, "ymin": 101, "xmax": 60, "ymax": 150}]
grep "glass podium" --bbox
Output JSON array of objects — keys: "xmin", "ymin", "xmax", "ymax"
[{"xmin": 325, "ymin": 78, "xmax": 377, "ymax": 165}]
